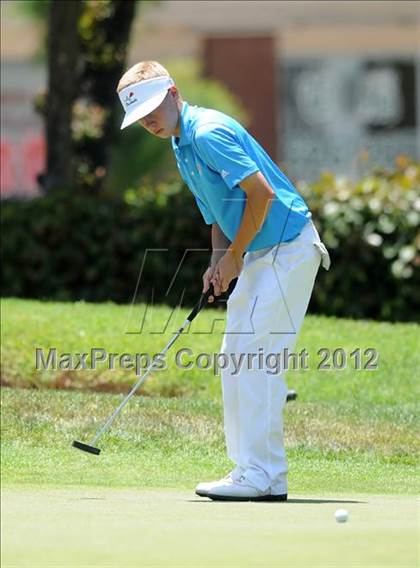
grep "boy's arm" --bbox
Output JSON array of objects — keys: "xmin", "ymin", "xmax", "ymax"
[
  {"xmin": 210, "ymin": 223, "xmax": 231, "ymax": 268},
  {"xmin": 202, "ymin": 223, "xmax": 230, "ymax": 300},
  {"xmin": 230, "ymin": 171, "xmax": 275, "ymax": 260},
  {"xmin": 193, "ymin": 125, "xmax": 275, "ymax": 293},
  {"xmin": 193, "ymin": 124, "xmax": 275, "ymax": 259},
  {"xmin": 211, "ymin": 171, "xmax": 275, "ymax": 295}
]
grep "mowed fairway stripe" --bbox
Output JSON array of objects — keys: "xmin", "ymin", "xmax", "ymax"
[{"xmin": 1, "ymin": 489, "xmax": 418, "ymax": 567}]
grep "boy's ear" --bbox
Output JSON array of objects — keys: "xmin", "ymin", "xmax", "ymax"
[{"xmin": 169, "ymin": 86, "xmax": 179, "ymax": 100}]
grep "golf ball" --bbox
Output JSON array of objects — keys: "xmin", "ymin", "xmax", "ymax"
[{"xmin": 334, "ymin": 508, "xmax": 349, "ymax": 523}]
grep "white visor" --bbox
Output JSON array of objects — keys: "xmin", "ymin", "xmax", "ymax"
[{"xmin": 118, "ymin": 76, "xmax": 175, "ymax": 130}]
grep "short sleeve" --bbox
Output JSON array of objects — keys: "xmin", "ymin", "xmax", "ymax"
[
  {"xmin": 193, "ymin": 124, "xmax": 259, "ymax": 190},
  {"xmin": 195, "ymin": 194, "xmax": 216, "ymax": 225}
]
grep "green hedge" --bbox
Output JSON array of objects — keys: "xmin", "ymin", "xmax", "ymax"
[
  {"xmin": 2, "ymin": 159, "xmax": 419, "ymax": 321},
  {"xmin": 1, "ymin": 183, "xmax": 211, "ymax": 305},
  {"xmin": 299, "ymin": 157, "xmax": 419, "ymax": 321}
]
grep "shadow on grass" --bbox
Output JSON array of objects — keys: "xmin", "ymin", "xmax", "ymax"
[
  {"xmin": 188, "ymin": 498, "xmax": 366, "ymax": 504},
  {"xmin": 284, "ymin": 498, "xmax": 365, "ymax": 504}
]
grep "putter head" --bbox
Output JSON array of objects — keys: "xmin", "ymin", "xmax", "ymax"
[{"xmin": 72, "ymin": 440, "xmax": 101, "ymax": 455}]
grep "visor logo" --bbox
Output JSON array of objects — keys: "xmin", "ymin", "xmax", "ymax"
[{"xmin": 125, "ymin": 92, "xmax": 138, "ymax": 107}]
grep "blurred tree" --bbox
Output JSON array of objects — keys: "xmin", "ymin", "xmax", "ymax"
[
  {"xmin": 21, "ymin": 1, "xmax": 245, "ymax": 194},
  {"xmin": 73, "ymin": 0, "xmax": 137, "ymax": 192},
  {"xmin": 43, "ymin": 0, "xmax": 82, "ymax": 192},
  {"xmin": 25, "ymin": 0, "xmax": 138, "ymax": 193}
]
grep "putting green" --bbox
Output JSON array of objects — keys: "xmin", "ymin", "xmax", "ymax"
[{"xmin": 1, "ymin": 489, "xmax": 417, "ymax": 567}]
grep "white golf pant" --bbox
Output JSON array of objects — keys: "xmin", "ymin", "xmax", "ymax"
[{"xmin": 220, "ymin": 220, "xmax": 330, "ymax": 493}]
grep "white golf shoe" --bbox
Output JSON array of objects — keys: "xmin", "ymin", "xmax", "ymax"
[
  {"xmin": 206, "ymin": 475, "xmax": 288, "ymax": 502},
  {"xmin": 195, "ymin": 468, "xmax": 244, "ymax": 497}
]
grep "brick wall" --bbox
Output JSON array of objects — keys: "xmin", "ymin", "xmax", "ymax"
[{"xmin": 202, "ymin": 36, "xmax": 278, "ymax": 159}]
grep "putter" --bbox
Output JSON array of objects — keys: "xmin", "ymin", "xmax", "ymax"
[
  {"xmin": 72, "ymin": 283, "xmax": 298, "ymax": 455},
  {"xmin": 73, "ymin": 283, "xmax": 216, "ymax": 455}
]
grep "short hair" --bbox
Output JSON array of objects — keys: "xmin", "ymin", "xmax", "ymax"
[{"xmin": 117, "ymin": 61, "xmax": 170, "ymax": 93}]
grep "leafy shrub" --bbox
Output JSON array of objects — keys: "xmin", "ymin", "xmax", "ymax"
[
  {"xmin": 2, "ymin": 158, "xmax": 419, "ymax": 321},
  {"xmin": 1, "ymin": 183, "xmax": 211, "ymax": 305},
  {"xmin": 299, "ymin": 156, "xmax": 419, "ymax": 321}
]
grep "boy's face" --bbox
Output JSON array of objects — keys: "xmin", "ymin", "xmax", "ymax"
[{"xmin": 138, "ymin": 86, "xmax": 181, "ymax": 138}]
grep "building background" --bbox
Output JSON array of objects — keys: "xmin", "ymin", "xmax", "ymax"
[{"xmin": 1, "ymin": 0, "xmax": 419, "ymax": 196}]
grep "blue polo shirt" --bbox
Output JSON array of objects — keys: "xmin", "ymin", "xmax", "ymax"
[{"xmin": 171, "ymin": 101, "xmax": 311, "ymax": 251}]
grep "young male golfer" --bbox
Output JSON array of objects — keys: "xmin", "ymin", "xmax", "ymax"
[{"xmin": 117, "ymin": 61, "xmax": 330, "ymax": 501}]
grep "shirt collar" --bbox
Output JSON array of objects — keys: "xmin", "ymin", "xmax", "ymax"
[{"xmin": 173, "ymin": 101, "xmax": 193, "ymax": 148}]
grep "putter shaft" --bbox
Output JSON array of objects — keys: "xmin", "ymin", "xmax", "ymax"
[{"xmin": 73, "ymin": 285, "xmax": 215, "ymax": 454}]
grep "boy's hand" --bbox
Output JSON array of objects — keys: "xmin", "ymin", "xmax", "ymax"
[
  {"xmin": 202, "ymin": 266, "xmax": 217, "ymax": 303},
  {"xmin": 211, "ymin": 250, "xmax": 244, "ymax": 295}
]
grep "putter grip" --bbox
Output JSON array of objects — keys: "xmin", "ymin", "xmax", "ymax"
[{"xmin": 187, "ymin": 283, "xmax": 215, "ymax": 322}]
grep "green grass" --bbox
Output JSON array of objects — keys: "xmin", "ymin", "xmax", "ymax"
[
  {"xmin": 1, "ymin": 298, "xmax": 419, "ymax": 495},
  {"xmin": 2, "ymin": 298, "xmax": 419, "ymax": 409},
  {"xmin": 2, "ymin": 299, "xmax": 419, "ymax": 567},
  {"xmin": 2, "ymin": 489, "xmax": 417, "ymax": 568},
  {"xmin": 1, "ymin": 388, "xmax": 418, "ymax": 494}
]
